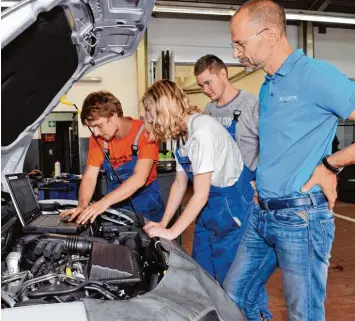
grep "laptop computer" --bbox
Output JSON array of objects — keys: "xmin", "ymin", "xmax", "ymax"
[{"xmin": 5, "ymin": 173, "xmax": 85, "ymax": 234}]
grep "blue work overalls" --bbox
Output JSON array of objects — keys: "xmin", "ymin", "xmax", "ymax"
[
  {"xmin": 103, "ymin": 124, "xmax": 164, "ymax": 222},
  {"xmin": 176, "ymin": 114, "xmax": 254, "ymax": 285},
  {"xmin": 226, "ymin": 110, "xmax": 241, "ymax": 142},
  {"xmin": 220, "ymin": 110, "xmax": 271, "ymax": 320}
]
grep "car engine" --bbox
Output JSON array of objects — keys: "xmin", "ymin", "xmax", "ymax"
[{"xmin": 1, "ymin": 202, "xmax": 169, "ymax": 309}]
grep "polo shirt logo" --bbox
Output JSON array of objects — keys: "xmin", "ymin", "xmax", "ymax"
[{"xmin": 279, "ymin": 95, "xmax": 298, "ymax": 103}]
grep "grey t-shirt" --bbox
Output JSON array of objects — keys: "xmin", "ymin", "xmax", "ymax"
[{"xmin": 205, "ymin": 90, "xmax": 259, "ymax": 171}]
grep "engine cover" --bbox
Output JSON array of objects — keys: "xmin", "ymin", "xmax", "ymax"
[{"xmin": 88, "ymin": 242, "xmax": 141, "ymax": 283}]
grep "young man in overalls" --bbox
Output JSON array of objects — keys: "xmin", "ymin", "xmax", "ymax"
[
  {"xmin": 61, "ymin": 91, "xmax": 164, "ymax": 224},
  {"xmin": 194, "ymin": 54, "xmax": 259, "ymax": 172},
  {"xmin": 195, "ymin": 55, "xmax": 270, "ymax": 320}
]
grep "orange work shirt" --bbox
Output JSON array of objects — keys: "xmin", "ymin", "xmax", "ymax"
[{"xmin": 87, "ymin": 119, "xmax": 158, "ymax": 186}]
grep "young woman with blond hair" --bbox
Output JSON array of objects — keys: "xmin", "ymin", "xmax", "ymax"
[{"xmin": 142, "ymin": 79, "xmax": 254, "ymax": 285}]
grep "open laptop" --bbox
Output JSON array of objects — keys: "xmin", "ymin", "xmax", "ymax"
[{"xmin": 5, "ymin": 173, "xmax": 84, "ymax": 234}]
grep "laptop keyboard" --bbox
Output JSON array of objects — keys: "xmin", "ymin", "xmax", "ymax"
[{"xmin": 32, "ymin": 215, "xmax": 63, "ymax": 227}]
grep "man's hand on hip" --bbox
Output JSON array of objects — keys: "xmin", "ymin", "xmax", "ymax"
[{"xmin": 301, "ymin": 163, "xmax": 337, "ymax": 210}]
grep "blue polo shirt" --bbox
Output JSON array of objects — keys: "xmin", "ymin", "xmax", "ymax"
[{"xmin": 257, "ymin": 49, "xmax": 355, "ymax": 199}]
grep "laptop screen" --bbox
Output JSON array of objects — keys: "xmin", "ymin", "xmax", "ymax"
[{"xmin": 6, "ymin": 173, "xmax": 40, "ymax": 226}]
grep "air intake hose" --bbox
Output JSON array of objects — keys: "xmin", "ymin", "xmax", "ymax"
[{"xmin": 29, "ymin": 234, "xmax": 97, "ymax": 255}]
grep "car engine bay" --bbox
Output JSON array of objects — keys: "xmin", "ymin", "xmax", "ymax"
[{"xmin": 1, "ymin": 200, "xmax": 169, "ymax": 309}]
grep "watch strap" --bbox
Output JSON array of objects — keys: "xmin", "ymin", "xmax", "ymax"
[{"xmin": 322, "ymin": 157, "xmax": 342, "ymax": 174}]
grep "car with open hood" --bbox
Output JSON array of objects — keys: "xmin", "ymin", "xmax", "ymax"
[{"xmin": 1, "ymin": 1, "xmax": 245, "ymax": 320}]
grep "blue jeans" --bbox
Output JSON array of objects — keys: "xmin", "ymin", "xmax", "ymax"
[{"xmin": 224, "ymin": 197, "xmax": 335, "ymax": 321}]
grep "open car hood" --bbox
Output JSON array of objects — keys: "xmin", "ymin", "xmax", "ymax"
[{"xmin": 1, "ymin": 0, "xmax": 154, "ymax": 187}]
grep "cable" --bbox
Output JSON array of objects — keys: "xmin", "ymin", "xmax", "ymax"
[
  {"xmin": 64, "ymin": 279, "xmax": 104, "ymax": 287},
  {"xmin": 25, "ymin": 280, "xmax": 105, "ymax": 298},
  {"xmin": 72, "ymin": 103, "xmax": 142, "ymax": 227},
  {"xmin": 25, "ymin": 279, "xmax": 119, "ymax": 300},
  {"xmin": 152, "ymin": 238, "xmax": 168, "ymax": 271},
  {"xmin": 84, "ymin": 285, "xmax": 118, "ymax": 300},
  {"xmin": 101, "ymin": 214, "xmax": 129, "ymax": 227}
]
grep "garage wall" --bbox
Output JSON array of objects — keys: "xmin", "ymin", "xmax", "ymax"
[
  {"xmin": 148, "ymin": 20, "xmax": 355, "ymax": 80},
  {"xmin": 147, "ymin": 17, "xmax": 298, "ymax": 95},
  {"xmin": 147, "ymin": 18, "xmax": 299, "ymax": 64},
  {"xmin": 314, "ymin": 27, "xmax": 355, "ymax": 79},
  {"xmin": 314, "ymin": 27, "xmax": 355, "ymax": 149}
]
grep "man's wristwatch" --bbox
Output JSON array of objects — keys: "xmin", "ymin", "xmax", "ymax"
[{"xmin": 322, "ymin": 156, "xmax": 343, "ymax": 174}]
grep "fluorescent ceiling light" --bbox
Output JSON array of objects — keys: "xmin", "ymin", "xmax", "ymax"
[
  {"xmin": 154, "ymin": 6, "xmax": 234, "ymax": 16},
  {"xmin": 286, "ymin": 13, "xmax": 355, "ymax": 25},
  {"xmin": 153, "ymin": 5, "xmax": 355, "ymax": 25},
  {"xmin": 1, "ymin": 1, "xmax": 18, "ymax": 8}
]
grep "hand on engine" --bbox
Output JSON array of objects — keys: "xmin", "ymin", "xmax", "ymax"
[
  {"xmin": 144, "ymin": 225, "xmax": 177, "ymax": 240},
  {"xmin": 143, "ymin": 221, "xmax": 164, "ymax": 233}
]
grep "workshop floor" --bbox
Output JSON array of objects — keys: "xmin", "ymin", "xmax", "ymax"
[{"xmin": 181, "ymin": 190, "xmax": 355, "ymax": 321}]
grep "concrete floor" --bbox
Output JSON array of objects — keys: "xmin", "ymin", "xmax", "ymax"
[{"xmin": 181, "ymin": 193, "xmax": 355, "ymax": 321}]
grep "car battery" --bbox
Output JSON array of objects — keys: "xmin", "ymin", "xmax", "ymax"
[{"xmin": 38, "ymin": 180, "xmax": 80, "ymax": 200}]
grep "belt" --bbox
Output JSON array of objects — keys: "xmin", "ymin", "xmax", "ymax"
[{"xmin": 259, "ymin": 193, "xmax": 327, "ymax": 211}]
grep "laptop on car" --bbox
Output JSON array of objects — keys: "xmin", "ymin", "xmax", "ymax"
[{"xmin": 5, "ymin": 173, "xmax": 84, "ymax": 234}]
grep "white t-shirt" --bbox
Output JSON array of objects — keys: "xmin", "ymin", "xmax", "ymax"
[{"xmin": 175, "ymin": 114, "xmax": 244, "ymax": 187}]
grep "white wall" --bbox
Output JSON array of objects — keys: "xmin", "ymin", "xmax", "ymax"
[
  {"xmin": 314, "ymin": 27, "xmax": 355, "ymax": 79},
  {"xmin": 54, "ymin": 54, "xmax": 139, "ymax": 138},
  {"xmin": 314, "ymin": 27, "xmax": 355, "ymax": 148},
  {"xmin": 147, "ymin": 17, "xmax": 299, "ymax": 64}
]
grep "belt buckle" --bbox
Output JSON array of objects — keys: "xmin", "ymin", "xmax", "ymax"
[{"xmin": 308, "ymin": 193, "xmax": 318, "ymax": 208}]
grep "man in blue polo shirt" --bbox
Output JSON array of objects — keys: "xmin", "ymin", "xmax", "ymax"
[{"xmin": 224, "ymin": 1, "xmax": 355, "ymax": 321}]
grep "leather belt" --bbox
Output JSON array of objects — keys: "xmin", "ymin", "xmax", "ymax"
[{"xmin": 259, "ymin": 193, "xmax": 327, "ymax": 211}]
